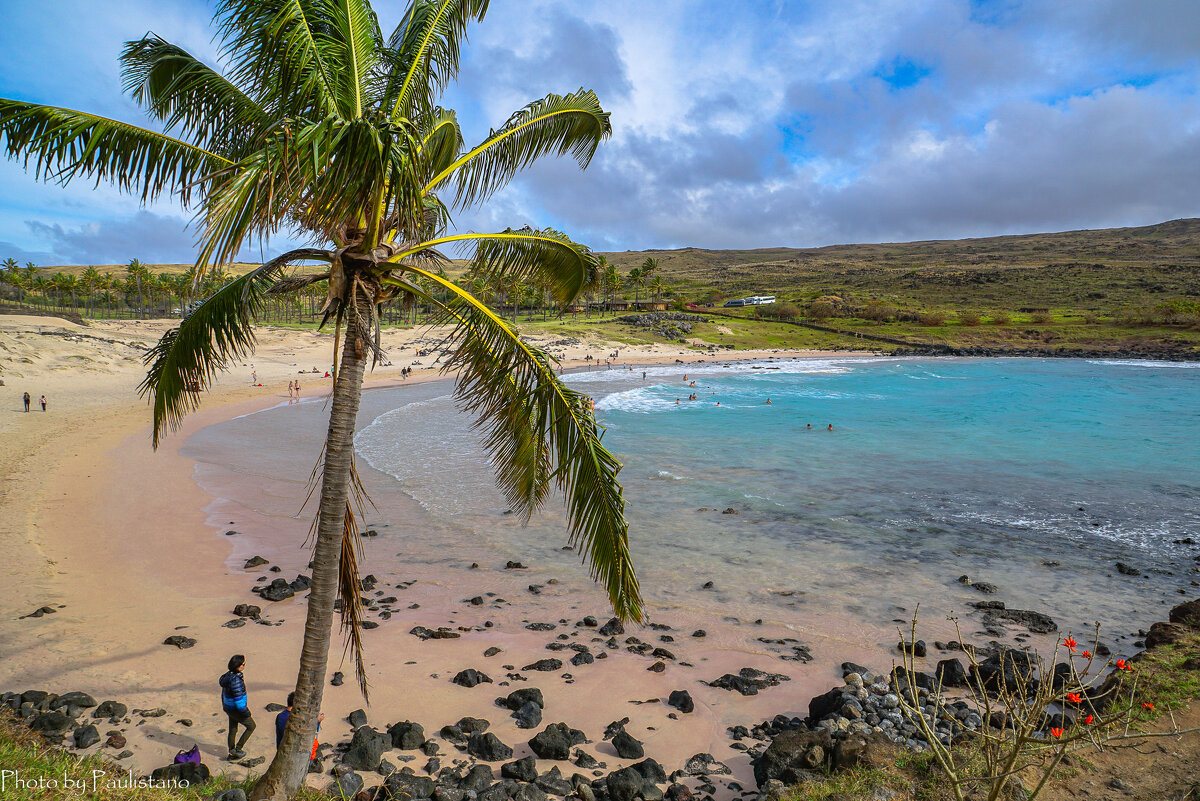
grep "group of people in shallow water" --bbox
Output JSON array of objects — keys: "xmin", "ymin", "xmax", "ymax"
[
  {"xmin": 668, "ymin": 376, "xmax": 833, "ymax": 428},
  {"xmin": 220, "ymin": 654, "xmax": 324, "ymax": 762}
]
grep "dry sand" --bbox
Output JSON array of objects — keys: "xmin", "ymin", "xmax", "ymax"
[{"xmin": 0, "ymin": 313, "xmax": 885, "ymax": 793}]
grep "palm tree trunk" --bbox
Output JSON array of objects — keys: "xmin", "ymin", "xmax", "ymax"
[{"xmin": 251, "ymin": 292, "xmax": 370, "ymax": 801}]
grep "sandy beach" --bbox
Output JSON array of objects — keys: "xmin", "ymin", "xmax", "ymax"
[{"xmin": 0, "ymin": 313, "xmax": 893, "ymax": 793}]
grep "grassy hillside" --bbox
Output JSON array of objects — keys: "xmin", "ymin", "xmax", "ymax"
[{"xmin": 600, "ymin": 218, "xmax": 1200, "ymax": 312}]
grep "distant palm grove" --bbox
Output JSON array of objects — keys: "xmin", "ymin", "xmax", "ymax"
[{"xmin": 0, "ymin": 255, "xmax": 672, "ymax": 323}]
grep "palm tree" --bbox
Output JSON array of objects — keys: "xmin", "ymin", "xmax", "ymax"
[
  {"xmin": 605, "ymin": 264, "xmax": 621, "ymax": 314},
  {"xmin": 0, "ymin": 3, "xmax": 641, "ymax": 798},
  {"xmin": 627, "ymin": 266, "xmax": 643, "ymax": 306},
  {"xmin": 1, "ymin": 257, "xmax": 22, "ymax": 305},
  {"xmin": 649, "ymin": 274, "xmax": 666, "ymax": 304},
  {"xmin": 126, "ymin": 259, "xmax": 149, "ymax": 312}
]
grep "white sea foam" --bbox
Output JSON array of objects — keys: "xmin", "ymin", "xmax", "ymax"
[
  {"xmin": 561, "ymin": 356, "xmax": 902, "ymax": 384},
  {"xmin": 1087, "ymin": 359, "xmax": 1200, "ymax": 369}
]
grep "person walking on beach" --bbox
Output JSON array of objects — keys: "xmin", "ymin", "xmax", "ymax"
[
  {"xmin": 251, "ymin": 369, "xmax": 257, "ymax": 385},
  {"xmin": 39, "ymin": 395, "xmax": 46, "ymax": 411},
  {"xmin": 275, "ymin": 691, "xmax": 323, "ymax": 760},
  {"xmin": 288, "ymin": 380, "xmax": 294, "ymax": 399},
  {"xmin": 22, "ymin": 391, "xmax": 30, "ymax": 412},
  {"xmin": 220, "ymin": 654, "xmax": 255, "ymax": 759},
  {"xmin": 294, "ymin": 380, "xmax": 300, "ymax": 399}
]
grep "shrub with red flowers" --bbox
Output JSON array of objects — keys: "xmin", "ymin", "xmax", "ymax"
[{"xmin": 892, "ymin": 614, "xmax": 1166, "ymax": 801}]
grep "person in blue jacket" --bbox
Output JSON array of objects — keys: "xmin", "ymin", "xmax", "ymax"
[{"xmin": 220, "ymin": 654, "xmax": 255, "ymax": 759}]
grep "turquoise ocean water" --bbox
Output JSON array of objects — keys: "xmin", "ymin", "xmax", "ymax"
[{"xmin": 187, "ymin": 357, "xmax": 1200, "ymax": 655}]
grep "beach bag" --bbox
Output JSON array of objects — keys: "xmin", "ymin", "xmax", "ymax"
[{"xmin": 174, "ymin": 744, "xmax": 201, "ymax": 765}]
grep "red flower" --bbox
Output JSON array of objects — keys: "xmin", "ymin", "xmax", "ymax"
[
  {"xmin": 1051, "ymin": 727, "xmax": 1063, "ymax": 738},
  {"xmin": 1063, "ymin": 636, "xmax": 1078, "ymax": 652},
  {"xmin": 1084, "ymin": 714, "xmax": 1094, "ymax": 725},
  {"xmin": 1116, "ymin": 658, "xmax": 1128, "ymax": 670},
  {"xmin": 1082, "ymin": 650, "xmax": 1093, "ymax": 659},
  {"xmin": 1142, "ymin": 702, "xmax": 1154, "ymax": 711},
  {"xmin": 1066, "ymin": 692, "xmax": 1082, "ymax": 704}
]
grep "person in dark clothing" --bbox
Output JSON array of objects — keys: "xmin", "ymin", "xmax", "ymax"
[
  {"xmin": 219, "ymin": 654, "xmax": 255, "ymax": 759},
  {"xmin": 23, "ymin": 392, "xmax": 30, "ymax": 412},
  {"xmin": 275, "ymin": 691, "xmax": 323, "ymax": 759}
]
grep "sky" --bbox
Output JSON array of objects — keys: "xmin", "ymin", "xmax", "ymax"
[{"xmin": 1, "ymin": 0, "xmax": 1198, "ymax": 265}]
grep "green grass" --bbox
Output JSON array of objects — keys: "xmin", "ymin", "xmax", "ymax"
[{"xmin": 0, "ymin": 713, "xmax": 329, "ymax": 801}]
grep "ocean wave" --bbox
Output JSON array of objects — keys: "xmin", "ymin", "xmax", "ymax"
[
  {"xmin": 562, "ymin": 356, "xmax": 903, "ymax": 384},
  {"xmin": 1087, "ymin": 359, "xmax": 1200, "ymax": 369}
]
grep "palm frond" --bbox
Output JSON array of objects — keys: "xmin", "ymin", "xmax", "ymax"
[
  {"xmin": 139, "ymin": 247, "xmax": 332, "ymax": 446},
  {"xmin": 120, "ymin": 33, "xmax": 272, "ymax": 156},
  {"xmin": 0, "ymin": 99, "xmax": 230, "ymax": 205},
  {"xmin": 384, "ymin": 266, "xmax": 643, "ymax": 622},
  {"xmin": 213, "ymin": 0, "xmax": 338, "ymax": 118},
  {"xmin": 419, "ymin": 107, "xmax": 462, "ymax": 179},
  {"xmin": 381, "ymin": 0, "xmax": 490, "ymax": 121},
  {"xmin": 393, "ymin": 228, "xmax": 598, "ymax": 306},
  {"xmin": 424, "ymin": 89, "xmax": 610, "ymax": 207},
  {"xmin": 324, "ymin": 0, "xmax": 383, "ymax": 118}
]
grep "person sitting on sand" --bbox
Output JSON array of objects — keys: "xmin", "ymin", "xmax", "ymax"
[
  {"xmin": 275, "ymin": 691, "xmax": 323, "ymax": 760},
  {"xmin": 220, "ymin": 654, "xmax": 255, "ymax": 759}
]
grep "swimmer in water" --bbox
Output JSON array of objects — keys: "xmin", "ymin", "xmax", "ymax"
[
  {"xmin": 675, "ymin": 398, "xmax": 681, "ymax": 405},
  {"xmin": 806, "ymin": 423, "xmax": 812, "ymax": 429},
  {"xmin": 765, "ymin": 398, "xmax": 772, "ymax": 404},
  {"xmin": 827, "ymin": 423, "xmax": 834, "ymax": 431}
]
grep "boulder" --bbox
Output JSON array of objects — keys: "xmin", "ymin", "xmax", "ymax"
[
  {"xmin": 513, "ymin": 701, "xmax": 543, "ymax": 729},
  {"xmin": 150, "ymin": 762, "xmax": 210, "ymax": 785},
  {"xmin": 530, "ymin": 723, "xmax": 586, "ymax": 760},
  {"xmin": 73, "ymin": 724, "xmax": 100, "ymax": 749},
  {"xmin": 215, "ymin": 790, "xmax": 249, "ymax": 801},
  {"xmin": 598, "ymin": 618, "xmax": 625, "ymax": 637},
  {"xmin": 606, "ymin": 767, "xmax": 647, "ymax": 801},
  {"xmin": 752, "ymin": 730, "xmax": 832, "ymax": 786},
  {"xmin": 459, "ymin": 764, "xmax": 495, "ymax": 792},
  {"xmin": 502, "ymin": 755, "xmax": 539, "ymax": 782},
  {"xmin": 468, "ymin": 731, "xmax": 513, "ymax": 761},
  {"xmin": 348, "ymin": 708, "xmax": 368, "ymax": 728},
  {"xmin": 806, "ymin": 687, "xmax": 844, "ymax": 723},
  {"xmin": 330, "ymin": 771, "xmax": 363, "ymax": 798},
  {"xmin": 342, "ymin": 726, "xmax": 389, "ymax": 771},
  {"xmin": 456, "ymin": 716, "xmax": 490, "ymax": 734},
  {"xmin": 258, "ymin": 579, "xmax": 295, "ymax": 602},
  {"xmin": 682, "ymin": 753, "xmax": 731, "ymax": 776},
  {"xmin": 936, "ymin": 659, "xmax": 968, "ymax": 687},
  {"xmin": 612, "ymin": 730, "xmax": 644, "ymax": 759},
  {"xmin": 570, "ymin": 651, "xmax": 595, "ymax": 667},
  {"xmin": 1169, "ymin": 599, "xmax": 1200, "ymax": 629},
  {"xmin": 93, "ymin": 700, "xmax": 128, "ymax": 719},
  {"xmin": 631, "ymin": 759, "xmax": 667, "ymax": 785},
  {"xmin": 535, "ymin": 766, "xmax": 574, "ymax": 796},
  {"xmin": 388, "ymin": 720, "xmax": 426, "ymax": 750},
  {"xmin": 523, "ymin": 659, "xmax": 563, "ymax": 672},
  {"xmin": 51, "ymin": 692, "xmax": 97, "ymax": 710},
  {"xmin": 709, "ymin": 668, "xmax": 789, "ymax": 696},
  {"xmin": 29, "ymin": 710, "xmax": 74, "ymax": 736},
  {"xmin": 505, "ymin": 688, "xmax": 545, "ymax": 710},
  {"xmin": 1145, "ymin": 621, "xmax": 1190, "ymax": 649},
  {"xmin": 162, "ymin": 635, "xmax": 196, "ymax": 649},
  {"xmin": 386, "ymin": 772, "xmax": 436, "ymax": 800},
  {"xmin": 233, "ymin": 604, "xmax": 261, "ymax": 619},
  {"xmin": 666, "ymin": 690, "xmax": 694, "ymax": 714},
  {"xmin": 452, "ymin": 669, "xmax": 493, "ymax": 688}
]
